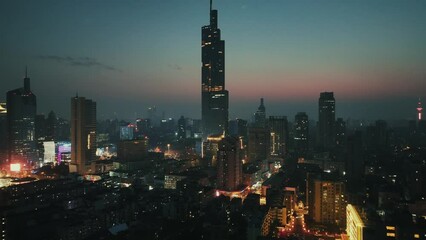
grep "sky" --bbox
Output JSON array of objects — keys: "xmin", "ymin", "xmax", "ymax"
[{"xmin": 1, "ymin": 0, "xmax": 425, "ymax": 121}]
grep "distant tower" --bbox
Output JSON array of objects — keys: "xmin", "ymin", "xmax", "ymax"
[
  {"xmin": 254, "ymin": 98, "xmax": 266, "ymax": 128},
  {"xmin": 317, "ymin": 92, "xmax": 335, "ymax": 150},
  {"xmin": 417, "ymin": 98, "xmax": 423, "ymax": 121},
  {"xmin": 70, "ymin": 96, "xmax": 96, "ymax": 175},
  {"xmin": 201, "ymin": 0, "xmax": 229, "ymax": 137},
  {"xmin": 7, "ymin": 69, "xmax": 37, "ymax": 164}
]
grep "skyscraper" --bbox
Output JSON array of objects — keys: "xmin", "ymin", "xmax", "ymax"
[
  {"xmin": 254, "ymin": 98, "xmax": 266, "ymax": 128},
  {"xmin": 307, "ymin": 173, "xmax": 346, "ymax": 227},
  {"xmin": 317, "ymin": 92, "xmax": 335, "ymax": 150},
  {"xmin": 217, "ymin": 136, "xmax": 242, "ymax": 191},
  {"xmin": 335, "ymin": 117, "xmax": 346, "ymax": 148},
  {"xmin": 177, "ymin": 116, "xmax": 186, "ymax": 140},
  {"xmin": 269, "ymin": 116, "xmax": 288, "ymax": 157},
  {"xmin": 6, "ymin": 70, "xmax": 37, "ymax": 164},
  {"xmin": 201, "ymin": 0, "xmax": 229, "ymax": 137},
  {"xmin": 70, "ymin": 96, "xmax": 96, "ymax": 175},
  {"xmin": 248, "ymin": 127, "xmax": 270, "ymax": 162},
  {"xmin": 294, "ymin": 112, "xmax": 309, "ymax": 155}
]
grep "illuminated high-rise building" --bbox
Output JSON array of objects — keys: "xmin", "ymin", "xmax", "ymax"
[
  {"xmin": 6, "ymin": 69, "xmax": 37, "ymax": 164},
  {"xmin": 203, "ymin": 134, "xmax": 223, "ymax": 167},
  {"xmin": 307, "ymin": 173, "xmax": 346, "ymax": 227},
  {"xmin": 346, "ymin": 204, "xmax": 366, "ymax": 240},
  {"xmin": 269, "ymin": 116, "xmax": 288, "ymax": 157},
  {"xmin": 317, "ymin": 92, "xmax": 335, "ymax": 150},
  {"xmin": 417, "ymin": 98, "xmax": 423, "ymax": 121},
  {"xmin": 70, "ymin": 96, "xmax": 96, "ymax": 175},
  {"xmin": 201, "ymin": 0, "xmax": 229, "ymax": 137}
]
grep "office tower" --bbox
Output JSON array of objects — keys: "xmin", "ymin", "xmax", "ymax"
[
  {"xmin": 55, "ymin": 117, "xmax": 70, "ymax": 141},
  {"xmin": 202, "ymin": 134, "xmax": 223, "ymax": 167},
  {"xmin": 254, "ymin": 98, "xmax": 266, "ymax": 128},
  {"xmin": 35, "ymin": 114, "xmax": 46, "ymax": 141},
  {"xmin": 120, "ymin": 124, "xmax": 135, "ymax": 140},
  {"xmin": 135, "ymin": 118, "xmax": 151, "ymax": 137},
  {"xmin": 269, "ymin": 116, "xmax": 288, "ymax": 157},
  {"xmin": 45, "ymin": 111, "xmax": 57, "ymax": 141},
  {"xmin": 35, "ymin": 114, "xmax": 46, "ymax": 162},
  {"xmin": 335, "ymin": 118, "xmax": 346, "ymax": 148},
  {"xmin": 346, "ymin": 131, "xmax": 364, "ymax": 193},
  {"xmin": 317, "ymin": 92, "xmax": 335, "ymax": 150},
  {"xmin": 307, "ymin": 173, "xmax": 346, "ymax": 227},
  {"xmin": 0, "ymin": 103, "xmax": 7, "ymax": 164},
  {"xmin": 70, "ymin": 96, "xmax": 96, "ymax": 175},
  {"xmin": 248, "ymin": 127, "xmax": 270, "ymax": 162},
  {"xmin": 6, "ymin": 70, "xmax": 37, "ymax": 164},
  {"xmin": 177, "ymin": 116, "xmax": 186, "ymax": 140},
  {"xmin": 217, "ymin": 136, "xmax": 242, "ymax": 191},
  {"xmin": 201, "ymin": 0, "xmax": 229, "ymax": 137},
  {"xmin": 117, "ymin": 139, "xmax": 148, "ymax": 170},
  {"xmin": 294, "ymin": 112, "xmax": 309, "ymax": 155},
  {"xmin": 147, "ymin": 106, "xmax": 158, "ymax": 126}
]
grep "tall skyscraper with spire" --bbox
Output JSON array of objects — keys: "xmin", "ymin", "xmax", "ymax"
[
  {"xmin": 6, "ymin": 68, "xmax": 37, "ymax": 164},
  {"xmin": 201, "ymin": 0, "xmax": 229, "ymax": 137}
]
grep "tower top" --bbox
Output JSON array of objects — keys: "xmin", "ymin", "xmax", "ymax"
[
  {"xmin": 417, "ymin": 98, "xmax": 423, "ymax": 121},
  {"xmin": 258, "ymin": 98, "xmax": 265, "ymax": 112},
  {"xmin": 23, "ymin": 66, "xmax": 30, "ymax": 91}
]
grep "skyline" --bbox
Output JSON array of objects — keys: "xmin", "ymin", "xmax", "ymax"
[{"xmin": 1, "ymin": 0, "xmax": 426, "ymax": 121}]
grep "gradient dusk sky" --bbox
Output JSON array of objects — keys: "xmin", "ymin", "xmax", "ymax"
[{"xmin": 1, "ymin": 0, "xmax": 425, "ymax": 121}]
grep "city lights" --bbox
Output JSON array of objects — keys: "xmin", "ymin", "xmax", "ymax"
[
  {"xmin": 10, "ymin": 163, "xmax": 21, "ymax": 172},
  {"xmin": 0, "ymin": 0, "xmax": 424, "ymax": 239}
]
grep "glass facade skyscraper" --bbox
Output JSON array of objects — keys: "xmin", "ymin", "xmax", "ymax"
[
  {"xmin": 318, "ymin": 92, "xmax": 335, "ymax": 150},
  {"xmin": 201, "ymin": 0, "xmax": 229, "ymax": 137},
  {"xmin": 6, "ymin": 71, "xmax": 37, "ymax": 164}
]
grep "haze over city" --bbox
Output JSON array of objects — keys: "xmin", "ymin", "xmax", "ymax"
[{"xmin": 1, "ymin": 0, "xmax": 425, "ymax": 120}]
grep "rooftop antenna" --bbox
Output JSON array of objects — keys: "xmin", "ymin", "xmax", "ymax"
[
  {"xmin": 210, "ymin": 0, "xmax": 212, "ymax": 12},
  {"xmin": 25, "ymin": 66, "xmax": 28, "ymax": 78}
]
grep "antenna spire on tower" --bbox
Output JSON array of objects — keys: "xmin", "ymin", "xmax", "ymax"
[
  {"xmin": 25, "ymin": 66, "xmax": 28, "ymax": 78},
  {"xmin": 210, "ymin": 0, "xmax": 212, "ymax": 12}
]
